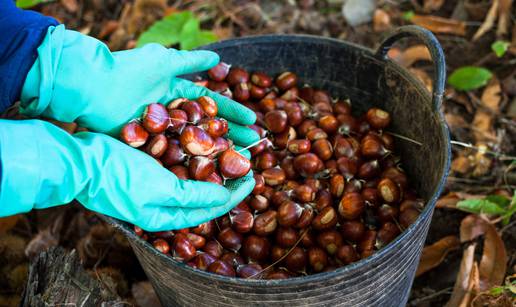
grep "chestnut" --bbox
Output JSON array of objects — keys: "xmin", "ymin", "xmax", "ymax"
[
  {"xmin": 366, "ymin": 107, "xmax": 391, "ymax": 129},
  {"xmin": 287, "ymin": 139, "xmax": 311, "ymax": 154},
  {"xmin": 315, "ymin": 189, "xmax": 333, "ymax": 210},
  {"xmin": 230, "ymin": 210, "xmax": 254, "ymax": 233},
  {"xmin": 167, "ymin": 97, "xmax": 188, "ymax": 110},
  {"xmin": 330, "ymin": 174, "xmax": 345, "ymax": 198},
  {"xmin": 358, "ymin": 160, "xmax": 381, "ymax": 179},
  {"xmin": 275, "ymin": 71, "xmax": 298, "ymax": 90},
  {"xmin": 293, "ymin": 184, "xmax": 315, "ymax": 203},
  {"xmin": 192, "ymin": 220, "xmax": 216, "ymax": 237},
  {"xmin": 218, "ymin": 149, "xmax": 251, "ymax": 179},
  {"xmin": 250, "ymin": 84, "xmax": 267, "ymax": 100},
  {"xmin": 285, "ymin": 102, "xmax": 304, "ymax": 126},
  {"xmin": 179, "ymin": 126, "xmax": 215, "ymax": 156},
  {"xmin": 312, "ymin": 206, "xmax": 338, "ymax": 230},
  {"xmin": 182, "ymin": 100, "xmax": 204, "ymax": 124},
  {"xmin": 227, "ymin": 67, "xmax": 249, "ymax": 86},
  {"xmin": 236, "ymin": 264, "xmax": 263, "ymax": 278},
  {"xmin": 143, "ymin": 103, "xmax": 169, "ymax": 133},
  {"xmin": 358, "ymin": 230, "xmax": 377, "ymax": 258},
  {"xmin": 360, "ymin": 133, "xmax": 389, "ymax": 158},
  {"xmin": 275, "ymin": 227, "xmax": 299, "ymax": 248},
  {"xmin": 337, "ymin": 156, "xmax": 359, "ymax": 180},
  {"xmin": 339, "ymin": 220, "xmax": 366, "ymax": 242},
  {"xmin": 243, "ymin": 235, "xmax": 270, "ymax": 262},
  {"xmin": 120, "ymin": 122, "xmax": 149, "ymax": 148},
  {"xmin": 377, "ymin": 178, "xmax": 401, "ymax": 204},
  {"xmin": 284, "ymin": 247, "xmax": 307, "ymax": 272},
  {"xmin": 208, "ymin": 62, "xmax": 230, "ymax": 81},
  {"xmin": 377, "ymin": 222, "xmax": 400, "ymax": 246},
  {"xmin": 362, "ymin": 187, "xmax": 380, "ymax": 206},
  {"xmin": 145, "ymin": 134, "xmax": 168, "ymax": 158},
  {"xmin": 295, "ymin": 205, "xmax": 314, "ymax": 228},
  {"xmin": 169, "ymin": 165, "xmax": 189, "ymax": 180},
  {"xmin": 255, "ymin": 151, "xmax": 278, "ymax": 170},
  {"xmin": 399, "ymin": 207, "xmax": 420, "ymax": 229},
  {"xmin": 277, "ymin": 201, "xmax": 303, "ymax": 226},
  {"xmin": 168, "ymin": 109, "xmax": 188, "ymax": 133},
  {"xmin": 252, "ymin": 174, "xmax": 266, "ymax": 195},
  {"xmin": 184, "ymin": 233, "xmax": 206, "ymax": 249},
  {"xmin": 253, "ymin": 210, "xmax": 278, "ymax": 236},
  {"xmin": 333, "ymin": 137, "xmax": 357, "ymax": 159},
  {"xmin": 191, "ymin": 253, "xmax": 217, "ymax": 271},
  {"xmin": 308, "ymin": 247, "xmax": 328, "ymax": 272},
  {"xmin": 152, "ymin": 238, "xmax": 170, "ymax": 254},
  {"xmin": 274, "ymin": 127, "xmax": 297, "ymax": 149},
  {"xmin": 218, "ymin": 228, "xmax": 243, "ymax": 252},
  {"xmin": 381, "ymin": 167, "xmax": 408, "ymax": 190},
  {"xmin": 202, "ymin": 240, "xmax": 223, "ymax": 258},
  {"xmin": 249, "ymin": 195, "xmax": 270, "ymax": 212},
  {"xmin": 297, "ymin": 119, "xmax": 317, "ymax": 137},
  {"xmin": 262, "ymin": 168, "xmax": 286, "ymax": 186},
  {"xmin": 280, "ymin": 87, "xmax": 299, "ymax": 101},
  {"xmin": 280, "ymin": 156, "xmax": 298, "ymax": 180},
  {"xmin": 271, "ymin": 191, "xmax": 290, "ymax": 208},
  {"xmin": 336, "ymin": 245, "xmax": 359, "ymax": 265},
  {"xmin": 265, "ymin": 270, "xmax": 291, "ymax": 280},
  {"xmin": 306, "ymin": 128, "xmax": 328, "ymax": 141},
  {"xmin": 258, "ymin": 98, "xmax": 276, "ymax": 113},
  {"xmin": 251, "ymin": 72, "xmax": 273, "ymax": 88},
  {"xmin": 293, "ymin": 153, "xmax": 324, "ymax": 176},
  {"xmin": 173, "ymin": 234, "xmax": 196, "ymax": 261},
  {"xmin": 188, "ymin": 156, "xmax": 215, "ymax": 180},
  {"xmin": 334, "ymin": 99, "xmax": 351, "ymax": 115},
  {"xmin": 264, "ymin": 110, "xmax": 288, "ymax": 133},
  {"xmin": 312, "ymin": 139, "xmax": 333, "ymax": 161},
  {"xmin": 317, "ymin": 230, "xmax": 343, "ymax": 255},
  {"xmin": 318, "ymin": 115, "xmax": 339, "ymax": 134},
  {"xmin": 233, "ymin": 82, "xmax": 251, "ymax": 102},
  {"xmin": 376, "ymin": 204, "xmax": 399, "ymax": 223},
  {"xmin": 208, "ymin": 260, "xmax": 236, "ymax": 277},
  {"xmin": 198, "ymin": 118, "xmax": 227, "ymax": 138},
  {"xmin": 338, "ymin": 192, "xmax": 365, "ymax": 220}
]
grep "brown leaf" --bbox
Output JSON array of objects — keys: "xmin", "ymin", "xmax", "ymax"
[
  {"xmin": 411, "ymin": 14, "xmax": 467, "ymax": 36},
  {"xmin": 408, "ymin": 68, "xmax": 433, "ymax": 92},
  {"xmin": 471, "ymin": 148, "xmax": 493, "ymax": 177},
  {"xmin": 436, "ymin": 193, "xmax": 461, "ymax": 209},
  {"xmin": 473, "ymin": 0, "xmax": 499, "ymax": 41},
  {"xmin": 394, "ymin": 45, "xmax": 432, "ymax": 67},
  {"xmin": 373, "ymin": 9, "xmax": 391, "ymax": 32},
  {"xmin": 60, "ymin": 0, "xmax": 78, "ymax": 13},
  {"xmin": 423, "ymin": 0, "xmax": 445, "ymax": 12},
  {"xmin": 444, "ymin": 113, "xmax": 468, "ymax": 130},
  {"xmin": 98, "ymin": 21, "xmax": 120, "ymax": 40},
  {"xmin": 0, "ymin": 215, "xmax": 20, "ymax": 234},
  {"xmin": 451, "ymin": 155, "xmax": 473, "ymax": 174},
  {"xmin": 472, "ymin": 111, "xmax": 496, "ymax": 142},
  {"xmin": 446, "ymin": 244, "xmax": 478, "ymax": 307},
  {"xmin": 479, "ymin": 220, "xmax": 507, "ymax": 291},
  {"xmin": 497, "ymin": 0, "xmax": 513, "ymax": 37},
  {"xmin": 416, "ymin": 235, "xmax": 461, "ymax": 276},
  {"xmin": 458, "ymin": 215, "xmax": 507, "ymax": 291},
  {"xmin": 481, "ymin": 78, "xmax": 502, "ymax": 113}
]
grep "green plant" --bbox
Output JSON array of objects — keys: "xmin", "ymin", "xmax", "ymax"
[
  {"xmin": 457, "ymin": 191, "xmax": 516, "ymax": 225},
  {"xmin": 448, "ymin": 66, "xmax": 493, "ymax": 91},
  {"xmin": 491, "ymin": 40, "xmax": 510, "ymax": 58},
  {"xmin": 137, "ymin": 11, "xmax": 217, "ymax": 50},
  {"xmin": 16, "ymin": 0, "xmax": 54, "ymax": 8}
]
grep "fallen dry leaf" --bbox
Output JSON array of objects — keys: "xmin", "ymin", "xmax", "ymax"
[
  {"xmin": 471, "ymin": 148, "xmax": 493, "ymax": 177},
  {"xmin": 408, "ymin": 68, "xmax": 433, "ymax": 92},
  {"xmin": 497, "ymin": 0, "xmax": 513, "ymax": 36},
  {"xmin": 451, "ymin": 155, "xmax": 473, "ymax": 174},
  {"xmin": 436, "ymin": 193, "xmax": 461, "ymax": 209},
  {"xmin": 444, "ymin": 113, "xmax": 468, "ymax": 130},
  {"xmin": 0, "ymin": 215, "xmax": 20, "ymax": 234},
  {"xmin": 98, "ymin": 20, "xmax": 120, "ymax": 40},
  {"xmin": 373, "ymin": 9, "xmax": 391, "ymax": 32},
  {"xmin": 446, "ymin": 244, "xmax": 477, "ymax": 307},
  {"xmin": 459, "ymin": 215, "xmax": 507, "ymax": 291},
  {"xmin": 480, "ymin": 78, "xmax": 502, "ymax": 113},
  {"xmin": 473, "ymin": 0, "xmax": 499, "ymax": 41},
  {"xmin": 411, "ymin": 14, "xmax": 467, "ymax": 36},
  {"xmin": 423, "ymin": 0, "xmax": 445, "ymax": 12},
  {"xmin": 479, "ymin": 220, "xmax": 507, "ymax": 291},
  {"xmin": 416, "ymin": 235, "xmax": 461, "ymax": 277},
  {"xmin": 472, "ymin": 111, "xmax": 496, "ymax": 142},
  {"xmin": 394, "ymin": 45, "xmax": 432, "ymax": 67}
]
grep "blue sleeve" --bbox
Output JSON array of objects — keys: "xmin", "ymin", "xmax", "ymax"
[{"xmin": 0, "ymin": 0, "xmax": 58, "ymax": 113}]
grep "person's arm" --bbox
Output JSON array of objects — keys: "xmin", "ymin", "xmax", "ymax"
[{"xmin": 0, "ymin": 0, "xmax": 58, "ymax": 112}]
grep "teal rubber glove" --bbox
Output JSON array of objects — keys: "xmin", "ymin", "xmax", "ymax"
[
  {"xmin": 0, "ymin": 119, "xmax": 255, "ymax": 231},
  {"xmin": 20, "ymin": 24, "xmax": 258, "ymax": 147}
]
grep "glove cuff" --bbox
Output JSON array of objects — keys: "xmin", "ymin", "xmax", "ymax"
[
  {"xmin": 20, "ymin": 25, "xmax": 65, "ymax": 117},
  {"xmin": 0, "ymin": 120, "xmax": 42, "ymax": 215}
]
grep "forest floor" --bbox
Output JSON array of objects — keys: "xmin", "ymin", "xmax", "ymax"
[{"xmin": 0, "ymin": 0, "xmax": 515, "ymax": 306}]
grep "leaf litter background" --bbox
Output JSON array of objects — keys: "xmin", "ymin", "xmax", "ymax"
[{"xmin": 1, "ymin": 0, "xmax": 515, "ymax": 306}]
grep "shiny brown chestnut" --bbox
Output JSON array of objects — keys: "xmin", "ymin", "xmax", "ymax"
[
  {"xmin": 218, "ymin": 149, "xmax": 251, "ymax": 179},
  {"xmin": 207, "ymin": 62, "xmax": 230, "ymax": 81},
  {"xmin": 338, "ymin": 192, "xmax": 365, "ymax": 220},
  {"xmin": 143, "ymin": 103, "xmax": 169, "ymax": 133},
  {"xmin": 121, "ymin": 122, "xmax": 149, "ymax": 147}
]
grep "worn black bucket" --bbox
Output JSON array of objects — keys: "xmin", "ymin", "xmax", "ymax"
[{"xmin": 103, "ymin": 26, "xmax": 451, "ymax": 306}]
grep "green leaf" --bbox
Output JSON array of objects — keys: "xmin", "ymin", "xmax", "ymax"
[
  {"xmin": 137, "ymin": 11, "xmax": 217, "ymax": 50},
  {"xmin": 489, "ymin": 286, "xmax": 505, "ymax": 296},
  {"xmin": 448, "ymin": 66, "xmax": 493, "ymax": 91},
  {"xmin": 491, "ymin": 41, "xmax": 510, "ymax": 58},
  {"xmin": 484, "ymin": 195, "xmax": 510, "ymax": 208},
  {"xmin": 402, "ymin": 11, "xmax": 415, "ymax": 21},
  {"xmin": 457, "ymin": 198, "xmax": 507, "ymax": 216},
  {"xmin": 16, "ymin": 0, "xmax": 53, "ymax": 8}
]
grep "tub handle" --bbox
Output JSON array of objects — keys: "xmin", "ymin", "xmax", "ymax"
[{"xmin": 375, "ymin": 25, "xmax": 446, "ymax": 112}]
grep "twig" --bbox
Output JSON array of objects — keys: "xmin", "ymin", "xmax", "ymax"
[
  {"xmin": 385, "ymin": 131, "xmax": 423, "ymax": 146},
  {"xmin": 451, "ymin": 140, "xmax": 516, "ymax": 161}
]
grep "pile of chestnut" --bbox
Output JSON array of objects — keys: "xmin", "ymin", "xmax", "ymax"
[{"xmin": 123, "ymin": 63, "xmax": 424, "ymax": 280}]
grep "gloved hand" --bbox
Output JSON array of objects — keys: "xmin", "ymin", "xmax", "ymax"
[
  {"xmin": 20, "ymin": 24, "xmax": 258, "ymax": 147},
  {"xmin": 0, "ymin": 119, "xmax": 254, "ymax": 231}
]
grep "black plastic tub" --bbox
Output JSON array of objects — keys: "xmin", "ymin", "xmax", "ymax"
[{"xmin": 103, "ymin": 26, "xmax": 451, "ymax": 306}]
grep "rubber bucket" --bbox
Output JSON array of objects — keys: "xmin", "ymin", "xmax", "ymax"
[{"xmin": 103, "ymin": 26, "xmax": 451, "ymax": 306}]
